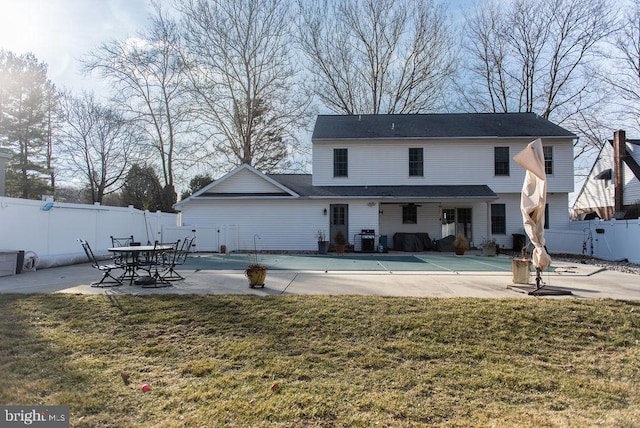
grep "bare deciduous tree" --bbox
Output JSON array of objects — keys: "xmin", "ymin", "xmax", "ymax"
[
  {"xmin": 461, "ymin": 0, "xmax": 616, "ymax": 161},
  {"xmin": 178, "ymin": 0, "xmax": 311, "ymax": 173},
  {"xmin": 297, "ymin": 0, "xmax": 456, "ymax": 114},
  {"xmin": 464, "ymin": 0, "xmax": 614, "ymax": 117},
  {"xmin": 601, "ymin": 0, "xmax": 640, "ymax": 132},
  {"xmin": 57, "ymin": 91, "xmax": 142, "ymax": 203},
  {"xmin": 82, "ymin": 1, "xmax": 193, "ymax": 193}
]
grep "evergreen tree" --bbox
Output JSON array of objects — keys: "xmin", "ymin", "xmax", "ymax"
[
  {"xmin": 0, "ymin": 50, "xmax": 56, "ymax": 199},
  {"xmin": 121, "ymin": 164, "xmax": 163, "ymax": 211},
  {"xmin": 159, "ymin": 184, "xmax": 177, "ymax": 213},
  {"xmin": 180, "ymin": 173, "xmax": 213, "ymax": 199}
]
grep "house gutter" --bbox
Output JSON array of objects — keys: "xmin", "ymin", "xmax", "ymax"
[{"xmin": 312, "ymin": 136, "xmax": 576, "ymax": 142}]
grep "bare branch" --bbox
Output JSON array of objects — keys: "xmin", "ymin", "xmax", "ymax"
[
  {"xmin": 296, "ymin": 0, "xmax": 456, "ymax": 114},
  {"xmin": 81, "ymin": 1, "xmax": 194, "ymax": 188},
  {"xmin": 177, "ymin": 0, "xmax": 312, "ymax": 173}
]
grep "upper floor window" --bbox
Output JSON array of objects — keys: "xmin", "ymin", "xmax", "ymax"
[
  {"xmin": 333, "ymin": 148, "xmax": 348, "ymax": 177},
  {"xmin": 409, "ymin": 148, "xmax": 424, "ymax": 177},
  {"xmin": 494, "ymin": 147, "xmax": 510, "ymax": 176},
  {"xmin": 543, "ymin": 146, "xmax": 553, "ymax": 175}
]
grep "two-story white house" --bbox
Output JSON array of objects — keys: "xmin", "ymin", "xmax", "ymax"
[{"xmin": 174, "ymin": 113, "xmax": 576, "ymax": 252}]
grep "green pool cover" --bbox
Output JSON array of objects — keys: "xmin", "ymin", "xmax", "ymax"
[{"xmin": 181, "ymin": 253, "xmax": 526, "ymax": 273}]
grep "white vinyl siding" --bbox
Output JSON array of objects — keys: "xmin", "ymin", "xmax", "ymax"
[
  {"xmin": 180, "ymin": 192, "xmax": 567, "ymax": 251},
  {"xmin": 624, "ymin": 173, "xmax": 640, "ymax": 205},
  {"xmin": 573, "ymin": 144, "xmax": 614, "ymax": 212},
  {"xmin": 205, "ymin": 168, "xmax": 286, "ymax": 194},
  {"xmin": 180, "ymin": 199, "xmax": 328, "ymax": 251},
  {"xmin": 624, "ymin": 144, "xmax": 640, "ymax": 204},
  {"xmin": 547, "ymin": 143, "xmax": 574, "ymax": 193},
  {"xmin": 312, "ymin": 138, "xmax": 574, "ymax": 193},
  {"xmin": 547, "ymin": 193, "xmax": 570, "ymax": 230},
  {"xmin": 179, "ymin": 199, "xmax": 380, "ymax": 252}
]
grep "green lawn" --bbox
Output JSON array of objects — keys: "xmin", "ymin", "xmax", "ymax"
[{"xmin": 1, "ymin": 294, "xmax": 639, "ymax": 427}]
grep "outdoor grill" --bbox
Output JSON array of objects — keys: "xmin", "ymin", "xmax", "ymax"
[{"xmin": 359, "ymin": 229, "xmax": 376, "ymax": 252}]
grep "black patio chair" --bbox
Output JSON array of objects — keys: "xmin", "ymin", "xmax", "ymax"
[
  {"xmin": 110, "ymin": 235, "xmax": 138, "ymax": 283},
  {"xmin": 79, "ymin": 239, "xmax": 123, "ymax": 287},
  {"xmin": 135, "ymin": 240, "xmax": 160, "ymax": 275},
  {"xmin": 110, "ymin": 235, "xmax": 134, "ymax": 247},
  {"xmin": 160, "ymin": 237, "xmax": 193, "ymax": 281},
  {"xmin": 133, "ymin": 240, "xmax": 178, "ymax": 287}
]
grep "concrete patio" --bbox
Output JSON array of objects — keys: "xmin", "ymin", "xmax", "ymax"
[{"xmin": 1, "ymin": 253, "xmax": 639, "ymax": 300}]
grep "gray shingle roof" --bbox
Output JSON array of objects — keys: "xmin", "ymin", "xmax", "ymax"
[
  {"xmin": 270, "ymin": 174, "xmax": 497, "ymax": 199},
  {"xmin": 312, "ymin": 113, "xmax": 576, "ymax": 140}
]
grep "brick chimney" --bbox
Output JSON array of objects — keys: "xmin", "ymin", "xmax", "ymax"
[{"xmin": 613, "ymin": 130, "xmax": 626, "ymax": 213}]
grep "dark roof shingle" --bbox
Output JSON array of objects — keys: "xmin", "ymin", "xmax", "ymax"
[
  {"xmin": 312, "ymin": 113, "xmax": 576, "ymax": 140},
  {"xmin": 270, "ymin": 174, "xmax": 497, "ymax": 199}
]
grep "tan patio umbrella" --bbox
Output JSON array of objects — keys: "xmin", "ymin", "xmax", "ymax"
[{"xmin": 513, "ymin": 138, "xmax": 552, "ymax": 273}]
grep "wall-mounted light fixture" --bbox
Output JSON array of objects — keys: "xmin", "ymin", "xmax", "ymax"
[{"xmin": 323, "ymin": 208, "xmax": 327, "ymax": 215}]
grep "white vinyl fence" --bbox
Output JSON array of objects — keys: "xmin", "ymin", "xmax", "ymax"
[
  {"xmin": 2, "ymin": 195, "xmax": 639, "ymax": 270},
  {"xmin": 509, "ymin": 220, "xmax": 640, "ymax": 264},
  {"xmin": 568, "ymin": 219, "xmax": 640, "ymax": 264},
  {"xmin": 0, "ymin": 196, "xmax": 178, "ymax": 269}
]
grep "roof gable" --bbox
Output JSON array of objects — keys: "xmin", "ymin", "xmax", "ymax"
[
  {"xmin": 175, "ymin": 164, "xmax": 299, "ymax": 207},
  {"xmin": 203, "ymin": 167, "xmax": 286, "ymax": 195},
  {"xmin": 312, "ymin": 113, "xmax": 576, "ymax": 140}
]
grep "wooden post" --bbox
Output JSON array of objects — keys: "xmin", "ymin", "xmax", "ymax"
[{"xmin": 613, "ymin": 130, "xmax": 626, "ymax": 213}]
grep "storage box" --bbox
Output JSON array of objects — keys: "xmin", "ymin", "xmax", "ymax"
[{"xmin": 0, "ymin": 251, "xmax": 18, "ymax": 277}]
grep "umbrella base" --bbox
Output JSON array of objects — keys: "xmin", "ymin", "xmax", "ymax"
[{"xmin": 509, "ymin": 284, "xmax": 573, "ymax": 296}]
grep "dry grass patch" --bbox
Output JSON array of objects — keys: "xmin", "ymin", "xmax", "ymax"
[{"xmin": 1, "ymin": 294, "xmax": 639, "ymax": 427}]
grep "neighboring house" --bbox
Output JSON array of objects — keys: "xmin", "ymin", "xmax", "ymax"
[
  {"xmin": 572, "ymin": 130, "xmax": 640, "ymax": 220},
  {"xmin": 175, "ymin": 113, "xmax": 576, "ymax": 252}
]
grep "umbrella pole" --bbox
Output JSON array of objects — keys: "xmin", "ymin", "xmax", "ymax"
[{"xmin": 535, "ymin": 268, "xmax": 544, "ymax": 290}]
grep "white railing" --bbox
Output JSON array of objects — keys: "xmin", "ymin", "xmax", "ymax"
[{"xmin": 0, "ymin": 196, "xmax": 178, "ymax": 268}]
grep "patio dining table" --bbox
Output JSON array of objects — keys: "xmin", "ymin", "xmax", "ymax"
[{"xmin": 108, "ymin": 244, "xmax": 174, "ymax": 286}]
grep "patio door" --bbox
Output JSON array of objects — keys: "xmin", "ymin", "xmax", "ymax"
[
  {"xmin": 330, "ymin": 204, "xmax": 349, "ymax": 244},
  {"xmin": 441, "ymin": 207, "xmax": 472, "ymax": 242}
]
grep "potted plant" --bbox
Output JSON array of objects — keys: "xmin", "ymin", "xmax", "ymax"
[
  {"xmin": 481, "ymin": 237, "xmax": 498, "ymax": 256},
  {"xmin": 334, "ymin": 231, "xmax": 347, "ymax": 255},
  {"xmin": 245, "ymin": 263, "xmax": 267, "ymax": 288},
  {"xmin": 317, "ymin": 230, "xmax": 328, "ymax": 255},
  {"xmin": 453, "ymin": 233, "xmax": 469, "ymax": 255}
]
